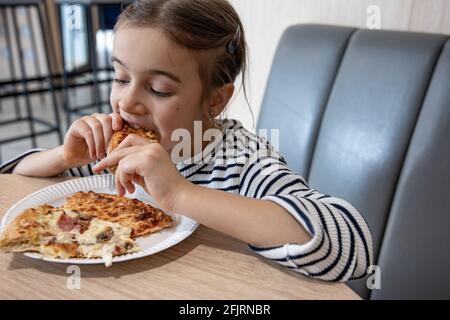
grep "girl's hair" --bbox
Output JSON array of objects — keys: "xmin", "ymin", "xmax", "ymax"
[{"xmin": 115, "ymin": 0, "xmax": 251, "ymax": 121}]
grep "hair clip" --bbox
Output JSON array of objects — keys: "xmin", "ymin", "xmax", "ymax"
[
  {"xmin": 227, "ymin": 41, "xmax": 236, "ymax": 55},
  {"xmin": 227, "ymin": 25, "xmax": 241, "ymax": 55}
]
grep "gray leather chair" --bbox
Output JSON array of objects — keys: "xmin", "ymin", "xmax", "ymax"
[{"xmin": 257, "ymin": 24, "xmax": 450, "ymax": 299}]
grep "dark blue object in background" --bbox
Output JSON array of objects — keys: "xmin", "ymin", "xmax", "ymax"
[{"xmin": 101, "ymin": 4, "xmax": 123, "ymax": 30}]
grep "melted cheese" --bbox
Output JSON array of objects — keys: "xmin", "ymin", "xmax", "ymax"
[
  {"xmin": 43, "ymin": 209, "xmax": 138, "ymax": 266},
  {"xmin": 78, "ymin": 243, "xmax": 116, "ymax": 267}
]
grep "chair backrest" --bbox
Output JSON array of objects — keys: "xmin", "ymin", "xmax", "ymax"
[{"xmin": 258, "ymin": 24, "xmax": 450, "ymax": 299}]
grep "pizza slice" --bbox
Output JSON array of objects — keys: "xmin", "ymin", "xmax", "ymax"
[
  {"xmin": 0, "ymin": 204, "xmax": 139, "ymax": 266},
  {"xmin": 107, "ymin": 121, "xmax": 159, "ymax": 174},
  {"xmin": 62, "ymin": 191, "xmax": 173, "ymax": 238},
  {"xmin": 0, "ymin": 204, "xmax": 55, "ymax": 253}
]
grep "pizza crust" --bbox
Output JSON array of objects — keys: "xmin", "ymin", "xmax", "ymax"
[{"xmin": 0, "ymin": 205, "xmax": 56, "ymax": 252}]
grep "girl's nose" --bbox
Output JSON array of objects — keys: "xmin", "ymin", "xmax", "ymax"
[
  {"xmin": 118, "ymin": 87, "xmax": 148, "ymax": 115},
  {"xmin": 118, "ymin": 99, "xmax": 147, "ymax": 115}
]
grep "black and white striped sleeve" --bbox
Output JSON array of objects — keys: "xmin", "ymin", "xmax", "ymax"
[
  {"xmin": 64, "ymin": 161, "xmax": 108, "ymax": 177},
  {"xmin": 0, "ymin": 148, "xmax": 106, "ymax": 177},
  {"xmin": 239, "ymin": 149, "xmax": 374, "ymax": 282}
]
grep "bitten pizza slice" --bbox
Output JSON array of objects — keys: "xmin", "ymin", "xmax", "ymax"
[{"xmin": 107, "ymin": 121, "xmax": 159, "ymax": 174}]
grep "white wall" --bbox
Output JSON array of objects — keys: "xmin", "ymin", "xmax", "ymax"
[{"xmin": 227, "ymin": 0, "xmax": 450, "ymax": 131}]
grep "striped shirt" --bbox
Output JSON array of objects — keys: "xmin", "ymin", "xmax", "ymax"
[{"xmin": 0, "ymin": 118, "xmax": 373, "ymax": 282}]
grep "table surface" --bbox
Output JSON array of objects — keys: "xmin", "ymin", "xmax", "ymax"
[{"xmin": 0, "ymin": 174, "xmax": 361, "ymax": 300}]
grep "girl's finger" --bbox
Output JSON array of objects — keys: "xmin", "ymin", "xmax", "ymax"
[
  {"xmin": 72, "ymin": 119, "xmax": 96, "ymax": 159},
  {"xmin": 84, "ymin": 116, "xmax": 105, "ymax": 159},
  {"xmin": 118, "ymin": 165, "xmax": 136, "ymax": 194},
  {"xmin": 115, "ymin": 133, "xmax": 151, "ymax": 151},
  {"xmin": 132, "ymin": 174, "xmax": 145, "ymax": 188},
  {"xmin": 114, "ymin": 167, "xmax": 126, "ymax": 197},
  {"xmin": 96, "ymin": 114, "xmax": 113, "ymax": 153},
  {"xmin": 111, "ymin": 112, "xmax": 123, "ymax": 131},
  {"xmin": 92, "ymin": 146, "xmax": 141, "ymax": 172},
  {"xmin": 92, "ymin": 152, "xmax": 119, "ymax": 172}
]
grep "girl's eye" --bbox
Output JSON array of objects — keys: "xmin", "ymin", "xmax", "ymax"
[
  {"xmin": 149, "ymin": 87, "xmax": 172, "ymax": 98},
  {"xmin": 113, "ymin": 78, "xmax": 129, "ymax": 85},
  {"xmin": 113, "ymin": 78, "xmax": 171, "ymax": 97}
]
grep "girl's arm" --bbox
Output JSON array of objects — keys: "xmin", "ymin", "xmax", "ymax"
[
  {"xmin": 175, "ymin": 184, "xmax": 312, "ymax": 247},
  {"xmin": 234, "ymin": 152, "xmax": 374, "ymax": 282},
  {"xmin": 5, "ymin": 113, "xmax": 122, "ymax": 178},
  {"xmin": 11, "ymin": 146, "xmax": 68, "ymax": 177}
]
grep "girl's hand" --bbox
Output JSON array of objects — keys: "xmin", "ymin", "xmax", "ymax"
[
  {"xmin": 91, "ymin": 134, "xmax": 192, "ymax": 212},
  {"xmin": 62, "ymin": 113, "xmax": 123, "ymax": 168}
]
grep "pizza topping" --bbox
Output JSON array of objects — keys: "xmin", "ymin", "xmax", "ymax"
[
  {"xmin": 55, "ymin": 211, "xmax": 93, "ymax": 235},
  {"xmin": 124, "ymin": 241, "xmax": 134, "ymax": 250},
  {"xmin": 57, "ymin": 212, "xmax": 77, "ymax": 232},
  {"xmin": 78, "ymin": 213, "xmax": 91, "ymax": 220},
  {"xmin": 113, "ymin": 245, "xmax": 122, "ymax": 255},
  {"xmin": 96, "ymin": 226, "xmax": 114, "ymax": 242},
  {"xmin": 56, "ymin": 212, "xmax": 77, "ymax": 232},
  {"xmin": 136, "ymin": 210, "xmax": 155, "ymax": 221},
  {"xmin": 75, "ymin": 217, "xmax": 92, "ymax": 234},
  {"xmin": 42, "ymin": 231, "xmax": 54, "ymax": 237},
  {"xmin": 20, "ymin": 219, "xmax": 42, "ymax": 229}
]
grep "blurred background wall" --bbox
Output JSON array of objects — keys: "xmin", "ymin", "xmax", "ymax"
[{"xmin": 227, "ymin": 0, "xmax": 450, "ymax": 130}]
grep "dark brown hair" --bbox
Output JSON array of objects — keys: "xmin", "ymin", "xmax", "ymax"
[{"xmin": 115, "ymin": 0, "xmax": 251, "ymax": 119}]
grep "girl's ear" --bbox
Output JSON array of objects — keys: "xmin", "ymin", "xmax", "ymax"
[{"xmin": 208, "ymin": 83, "xmax": 235, "ymax": 117}]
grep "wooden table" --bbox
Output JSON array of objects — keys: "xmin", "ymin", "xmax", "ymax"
[{"xmin": 0, "ymin": 174, "xmax": 361, "ymax": 300}]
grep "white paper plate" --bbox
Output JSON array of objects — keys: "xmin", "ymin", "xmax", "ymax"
[{"xmin": 0, "ymin": 174, "xmax": 199, "ymax": 265}]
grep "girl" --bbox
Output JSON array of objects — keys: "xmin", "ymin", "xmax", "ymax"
[{"xmin": 1, "ymin": 0, "xmax": 373, "ymax": 282}]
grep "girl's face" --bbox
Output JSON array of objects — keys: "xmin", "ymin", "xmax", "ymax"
[{"xmin": 110, "ymin": 26, "xmax": 208, "ymax": 153}]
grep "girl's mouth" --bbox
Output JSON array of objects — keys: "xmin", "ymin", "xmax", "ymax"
[
  {"xmin": 119, "ymin": 112, "xmax": 155, "ymax": 132},
  {"xmin": 130, "ymin": 123, "xmax": 142, "ymax": 129}
]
